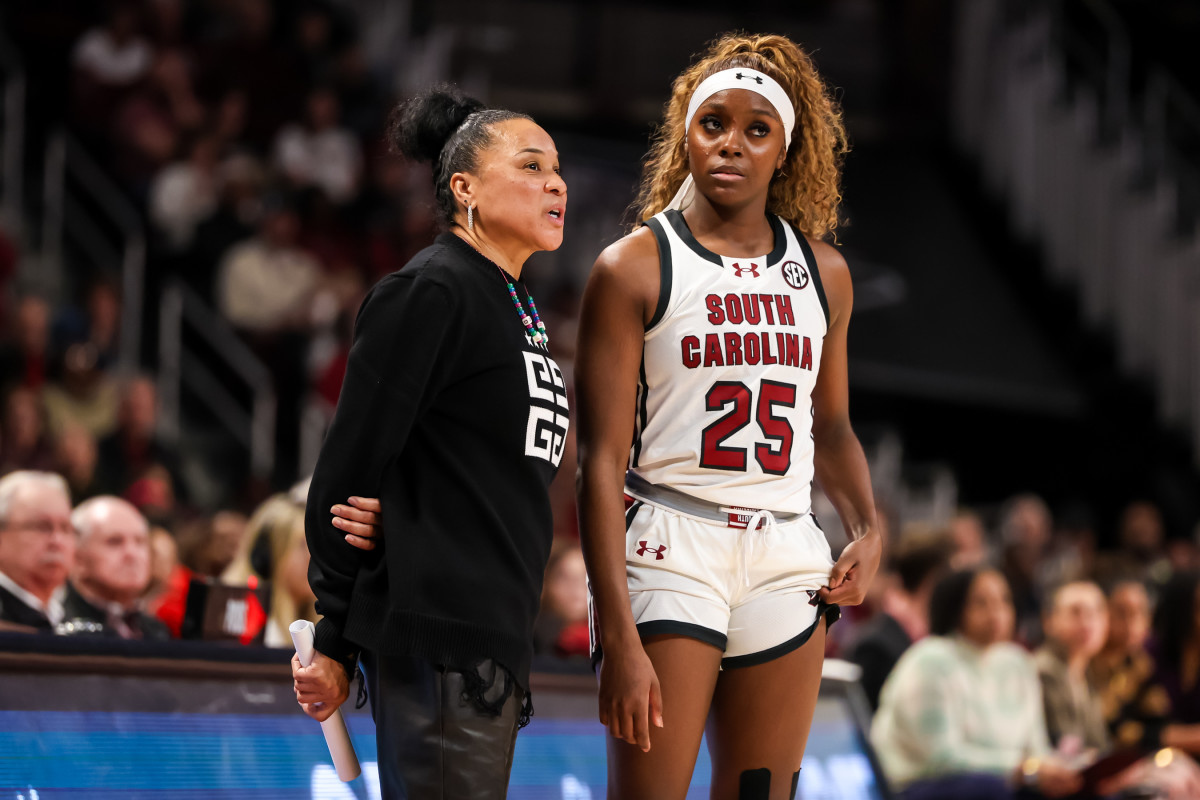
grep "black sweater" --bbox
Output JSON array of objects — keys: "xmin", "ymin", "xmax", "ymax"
[{"xmin": 306, "ymin": 233, "xmax": 569, "ymax": 690}]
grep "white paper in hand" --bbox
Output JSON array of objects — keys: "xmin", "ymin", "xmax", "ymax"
[{"xmin": 290, "ymin": 619, "xmax": 362, "ymax": 781}]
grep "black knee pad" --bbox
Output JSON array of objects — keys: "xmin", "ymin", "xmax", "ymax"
[
  {"xmin": 790, "ymin": 769, "xmax": 800, "ymax": 799},
  {"xmin": 739, "ymin": 767, "xmax": 771, "ymax": 799}
]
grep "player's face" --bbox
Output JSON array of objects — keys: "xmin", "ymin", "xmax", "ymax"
[
  {"xmin": 470, "ymin": 119, "xmax": 567, "ymax": 254},
  {"xmin": 687, "ymin": 88, "xmax": 789, "ymax": 211}
]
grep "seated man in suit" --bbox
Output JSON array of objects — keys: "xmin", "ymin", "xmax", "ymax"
[
  {"xmin": 65, "ymin": 495, "xmax": 169, "ymax": 640},
  {"xmin": 0, "ymin": 471, "xmax": 75, "ymax": 631}
]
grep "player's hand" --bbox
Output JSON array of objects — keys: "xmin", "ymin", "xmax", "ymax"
[
  {"xmin": 818, "ymin": 529, "xmax": 882, "ymax": 606},
  {"xmin": 293, "ymin": 649, "xmax": 350, "ymax": 722},
  {"xmin": 598, "ymin": 639, "xmax": 663, "ymax": 753},
  {"xmin": 332, "ymin": 496, "xmax": 381, "ymax": 551}
]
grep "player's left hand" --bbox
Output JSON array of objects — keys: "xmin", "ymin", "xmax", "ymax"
[
  {"xmin": 818, "ymin": 529, "xmax": 882, "ymax": 606},
  {"xmin": 332, "ymin": 496, "xmax": 382, "ymax": 551}
]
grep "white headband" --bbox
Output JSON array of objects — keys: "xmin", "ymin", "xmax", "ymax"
[{"xmin": 669, "ymin": 67, "xmax": 796, "ymax": 211}]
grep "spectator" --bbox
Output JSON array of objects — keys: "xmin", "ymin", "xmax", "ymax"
[
  {"xmin": 871, "ymin": 567, "xmax": 1080, "ymax": 800},
  {"xmin": 53, "ymin": 280, "xmax": 122, "ymax": 371},
  {"xmin": 70, "ymin": 1, "xmax": 152, "ymax": 132},
  {"xmin": 41, "ymin": 342, "xmax": 120, "ymax": 439},
  {"xmin": 178, "ymin": 510, "xmax": 248, "ymax": 579},
  {"xmin": 0, "ymin": 471, "xmax": 75, "ymax": 631},
  {"xmin": 54, "ymin": 423, "xmax": 101, "ymax": 502},
  {"xmin": 0, "ymin": 386, "xmax": 56, "ymax": 474},
  {"xmin": 144, "ymin": 526, "xmax": 179, "ymax": 614},
  {"xmin": 196, "ymin": 0, "xmax": 305, "ymax": 150},
  {"xmin": 111, "ymin": 48, "xmax": 207, "ymax": 194},
  {"xmin": 948, "ymin": 508, "xmax": 991, "ymax": 569},
  {"xmin": 150, "ymin": 132, "xmax": 221, "ymax": 252},
  {"xmin": 290, "ymin": 5, "xmax": 340, "ymax": 85},
  {"xmin": 1000, "ymin": 493, "xmax": 1053, "ymax": 646},
  {"xmin": 1034, "ymin": 581, "xmax": 1109, "ymax": 755},
  {"xmin": 216, "ymin": 193, "xmax": 321, "ymax": 334},
  {"xmin": 1152, "ymin": 572, "xmax": 1200, "ymax": 725},
  {"xmin": 848, "ymin": 525, "xmax": 951, "ymax": 710},
  {"xmin": 221, "ymin": 491, "xmax": 316, "ymax": 647},
  {"xmin": 64, "ymin": 496, "xmax": 169, "ymax": 640},
  {"xmin": 532, "ymin": 538, "xmax": 589, "ymax": 658},
  {"xmin": 96, "ymin": 375, "xmax": 183, "ymax": 501},
  {"xmin": 185, "ymin": 152, "xmax": 264, "ymax": 300},
  {"xmin": 0, "ymin": 295, "xmax": 52, "ymax": 390},
  {"xmin": 1095, "ymin": 501, "xmax": 1171, "ymax": 590},
  {"xmin": 273, "ymin": 86, "xmax": 362, "ymax": 204},
  {"xmin": 332, "ymin": 44, "xmax": 386, "ymax": 140},
  {"xmin": 1092, "ymin": 580, "xmax": 1200, "ymax": 753}
]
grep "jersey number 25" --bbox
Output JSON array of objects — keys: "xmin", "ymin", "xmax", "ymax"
[{"xmin": 700, "ymin": 380, "xmax": 796, "ymax": 475}]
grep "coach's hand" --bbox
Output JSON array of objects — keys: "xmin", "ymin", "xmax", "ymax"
[
  {"xmin": 599, "ymin": 640, "xmax": 663, "ymax": 753},
  {"xmin": 293, "ymin": 649, "xmax": 350, "ymax": 722},
  {"xmin": 818, "ymin": 529, "xmax": 882, "ymax": 606},
  {"xmin": 333, "ymin": 496, "xmax": 382, "ymax": 551}
]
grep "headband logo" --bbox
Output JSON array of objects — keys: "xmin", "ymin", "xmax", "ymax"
[{"xmin": 735, "ymin": 72, "xmax": 764, "ymax": 85}]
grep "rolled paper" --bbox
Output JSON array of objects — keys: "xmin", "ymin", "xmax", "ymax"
[{"xmin": 290, "ymin": 620, "xmax": 362, "ymax": 782}]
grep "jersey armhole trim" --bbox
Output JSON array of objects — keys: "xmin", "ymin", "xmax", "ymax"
[
  {"xmin": 644, "ymin": 217, "xmax": 673, "ymax": 331},
  {"xmin": 791, "ymin": 225, "xmax": 831, "ymax": 330}
]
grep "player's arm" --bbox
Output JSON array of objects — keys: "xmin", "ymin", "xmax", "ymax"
[
  {"xmin": 808, "ymin": 240, "xmax": 882, "ymax": 606},
  {"xmin": 576, "ymin": 228, "xmax": 662, "ymax": 752}
]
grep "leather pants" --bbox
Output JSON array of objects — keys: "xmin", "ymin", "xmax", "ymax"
[{"xmin": 361, "ymin": 651, "xmax": 523, "ymax": 800}]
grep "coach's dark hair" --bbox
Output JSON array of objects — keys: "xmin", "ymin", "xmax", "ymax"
[
  {"xmin": 929, "ymin": 567, "xmax": 1003, "ymax": 637},
  {"xmin": 388, "ymin": 86, "xmax": 531, "ymax": 227}
]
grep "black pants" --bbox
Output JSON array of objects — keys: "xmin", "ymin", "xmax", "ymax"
[{"xmin": 361, "ymin": 651, "xmax": 523, "ymax": 800}]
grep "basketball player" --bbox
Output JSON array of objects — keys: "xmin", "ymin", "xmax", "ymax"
[{"xmin": 576, "ymin": 34, "xmax": 882, "ymax": 799}]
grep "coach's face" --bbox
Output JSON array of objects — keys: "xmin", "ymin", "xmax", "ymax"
[
  {"xmin": 0, "ymin": 483, "xmax": 75, "ymax": 598},
  {"xmin": 458, "ymin": 119, "xmax": 568, "ymax": 255}
]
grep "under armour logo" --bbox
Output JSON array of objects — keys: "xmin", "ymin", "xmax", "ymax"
[
  {"xmin": 729, "ymin": 262, "xmax": 760, "ymax": 278},
  {"xmin": 636, "ymin": 541, "xmax": 667, "ymax": 560},
  {"xmin": 735, "ymin": 72, "xmax": 764, "ymax": 85}
]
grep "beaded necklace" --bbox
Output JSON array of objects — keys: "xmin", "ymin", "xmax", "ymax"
[{"xmin": 496, "ymin": 265, "xmax": 548, "ymax": 346}]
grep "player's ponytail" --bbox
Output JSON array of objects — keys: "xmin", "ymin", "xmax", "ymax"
[{"xmin": 388, "ymin": 86, "xmax": 530, "ymax": 228}]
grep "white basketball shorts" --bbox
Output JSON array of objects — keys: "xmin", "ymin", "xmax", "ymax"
[{"xmin": 592, "ymin": 495, "xmax": 839, "ymax": 669}]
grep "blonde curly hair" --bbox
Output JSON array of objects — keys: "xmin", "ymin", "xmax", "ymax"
[{"xmin": 631, "ymin": 33, "xmax": 848, "ymax": 240}]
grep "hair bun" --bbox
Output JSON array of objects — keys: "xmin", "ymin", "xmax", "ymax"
[{"xmin": 390, "ymin": 86, "xmax": 485, "ymax": 164}]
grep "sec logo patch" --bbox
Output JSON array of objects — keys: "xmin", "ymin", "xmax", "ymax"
[{"xmin": 782, "ymin": 260, "xmax": 809, "ymax": 290}]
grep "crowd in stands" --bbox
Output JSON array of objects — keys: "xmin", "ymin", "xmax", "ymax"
[{"xmin": 847, "ymin": 496, "xmax": 1200, "ymax": 799}]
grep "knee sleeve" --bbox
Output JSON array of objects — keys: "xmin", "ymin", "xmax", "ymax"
[{"xmin": 739, "ymin": 768, "xmax": 771, "ymax": 799}]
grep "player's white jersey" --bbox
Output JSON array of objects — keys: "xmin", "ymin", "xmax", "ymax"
[{"xmin": 629, "ymin": 209, "xmax": 830, "ymax": 515}]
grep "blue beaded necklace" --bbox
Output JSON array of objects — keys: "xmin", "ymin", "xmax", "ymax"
[{"xmin": 496, "ymin": 265, "xmax": 548, "ymax": 346}]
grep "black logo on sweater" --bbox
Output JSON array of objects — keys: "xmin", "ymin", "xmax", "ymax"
[{"xmin": 523, "ymin": 352, "xmax": 569, "ymax": 467}]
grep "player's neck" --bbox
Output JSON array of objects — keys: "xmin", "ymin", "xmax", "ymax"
[{"xmin": 682, "ymin": 194, "xmax": 774, "ymax": 258}]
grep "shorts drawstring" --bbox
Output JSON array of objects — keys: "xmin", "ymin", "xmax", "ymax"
[{"xmin": 738, "ymin": 509, "xmax": 777, "ymax": 589}]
